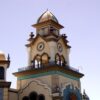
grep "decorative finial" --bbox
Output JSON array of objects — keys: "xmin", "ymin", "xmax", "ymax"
[
  {"xmin": 30, "ymin": 32, "xmax": 34, "ymax": 39},
  {"xmin": 7, "ymin": 54, "xmax": 10, "ymax": 61},
  {"xmin": 62, "ymin": 34, "xmax": 67, "ymax": 38},
  {"xmin": 83, "ymin": 89, "xmax": 86, "ymax": 95}
]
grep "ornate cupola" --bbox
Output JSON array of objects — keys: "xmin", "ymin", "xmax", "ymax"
[{"xmin": 33, "ymin": 10, "xmax": 64, "ymax": 36}]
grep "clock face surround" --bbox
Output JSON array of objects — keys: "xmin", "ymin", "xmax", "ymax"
[
  {"xmin": 37, "ymin": 42, "xmax": 45, "ymax": 51},
  {"xmin": 57, "ymin": 43, "xmax": 63, "ymax": 52}
]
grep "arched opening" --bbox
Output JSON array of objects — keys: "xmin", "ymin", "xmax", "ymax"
[
  {"xmin": 0, "ymin": 67, "xmax": 4, "ymax": 79},
  {"xmin": 41, "ymin": 53, "xmax": 49, "ymax": 65},
  {"xmin": 38, "ymin": 94, "xmax": 45, "ymax": 100},
  {"xmin": 34, "ymin": 55, "xmax": 41, "ymax": 68},
  {"xmin": 22, "ymin": 96, "xmax": 29, "ymax": 100},
  {"xmin": 29, "ymin": 91, "xmax": 38, "ymax": 100},
  {"xmin": 55, "ymin": 54, "xmax": 60, "ymax": 65},
  {"xmin": 61, "ymin": 55, "xmax": 65, "ymax": 66}
]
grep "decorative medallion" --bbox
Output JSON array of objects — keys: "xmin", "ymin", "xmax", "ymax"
[
  {"xmin": 57, "ymin": 43, "xmax": 63, "ymax": 52},
  {"xmin": 37, "ymin": 42, "xmax": 45, "ymax": 51}
]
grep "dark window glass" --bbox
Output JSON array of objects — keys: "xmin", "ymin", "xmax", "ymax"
[
  {"xmin": 29, "ymin": 91, "xmax": 38, "ymax": 100},
  {"xmin": 22, "ymin": 96, "xmax": 29, "ymax": 100},
  {"xmin": 38, "ymin": 94, "xmax": 45, "ymax": 100},
  {"xmin": 0, "ymin": 67, "xmax": 4, "ymax": 79}
]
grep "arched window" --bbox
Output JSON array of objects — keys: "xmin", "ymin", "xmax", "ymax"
[
  {"xmin": 55, "ymin": 54, "xmax": 60, "ymax": 65},
  {"xmin": 0, "ymin": 67, "xmax": 4, "ymax": 79},
  {"xmin": 34, "ymin": 55, "xmax": 41, "ymax": 68},
  {"xmin": 22, "ymin": 96, "xmax": 29, "ymax": 100},
  {"xmin": 29, "ymin": 91, "xmax": 38, "ymax": 100},
  {"xmin": 38, "ymin": 94, "xmax": 45, "ymax": 100},
  {"xmin": 35, "ymin": 60, "xmax": 39, "ymax": 68},
  {"xmin": 61, "ymin": 55, "xmax": 65, "ymax": 66},
  {"xmin": 41, "ymin": 53, "xmax": 49, "ymax": 65}
]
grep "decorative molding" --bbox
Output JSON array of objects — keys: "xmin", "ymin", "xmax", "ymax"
[
  {"xmin": 18, "ymin": 71, "xmax": 80, "ymax": 81},
  {"xmin": 18, "ymin": 79, "xmax": 52, "ymax": 96}
]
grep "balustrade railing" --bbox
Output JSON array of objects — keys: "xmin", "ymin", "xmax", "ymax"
[{"xmin": 18, "ymin": 61, "xmax": 79, "ymax": 72}]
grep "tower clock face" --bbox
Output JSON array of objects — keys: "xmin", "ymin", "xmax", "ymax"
[
  {"xmin": 57, "ymin": 43, "xmax": 63, "ymax": 52},
  {"xmin": 37, "ymin": 42, "xmax": 45, "ymax": 51}
]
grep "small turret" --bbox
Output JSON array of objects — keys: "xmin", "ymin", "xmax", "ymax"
[
  {"xmin": 0, "ymin": 51, "xmax": 10, "ymax": 81},
  {"xmin": 32, "ymin": 10, "xmax": 64, "ymax": 36}
]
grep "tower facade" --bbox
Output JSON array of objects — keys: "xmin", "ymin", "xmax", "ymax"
[
  {"xmin": 13, "ymin": 10, "xmax": 85, "ymax": 100},
  {"xmin": 0, "ymin": 52, "xmax": 11, "ymax": 100}
]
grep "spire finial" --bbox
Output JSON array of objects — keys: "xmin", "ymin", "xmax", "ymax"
[
  {"xmin": 7, "ymin": 54, "xmax": 10, "ymax": 61},
  {"xmin": 30, "ymin": 32, "xmax": 34, "ymax": 39}
]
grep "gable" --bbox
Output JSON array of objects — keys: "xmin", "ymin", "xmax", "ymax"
[{"xmin": 27, "ymin": 35, "xmax": 50, "ymax": 62}]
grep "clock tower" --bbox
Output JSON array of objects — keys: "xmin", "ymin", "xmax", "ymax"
[{"xmin": 13, "ymin": 10, "xmax": 84, "ymax": 100}]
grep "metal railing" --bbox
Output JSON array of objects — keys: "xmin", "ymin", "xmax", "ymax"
[{"xmin": 18, "ymin": 61, "xmax": 79, "ymax": 72}]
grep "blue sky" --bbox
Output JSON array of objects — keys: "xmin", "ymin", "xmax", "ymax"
[{"xmin": 0, "ymin": 0, "xmax": 100, "ymax": 100}]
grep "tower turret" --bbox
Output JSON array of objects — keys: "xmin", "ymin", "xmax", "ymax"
[
  {"xmin": 26, "ymin": 10, "xmax": 70, "ymax": 67},
  {"xmin": 33, "ymin": 10, "xmax": 63, "ymax": 36},
  {"xmin": 13, "ymin": 10, "xmax": 84, "ymax": 100},
  {"xmin": 0, "ymin": 51, "xmax": 11, "ymax": 100},
  {"xmin": 0, "ymin": 51, "xmax": 10, "ymax": 81}
]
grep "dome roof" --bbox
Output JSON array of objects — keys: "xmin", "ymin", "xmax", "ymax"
[
  {"xmin": 0, "ymin": 51, "xmax": 6, "ymax": 60},
  {"xmin": 37, "ymin": 10, "xmax": 59, "ymax": 24}
]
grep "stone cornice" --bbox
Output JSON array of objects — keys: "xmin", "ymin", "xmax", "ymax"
[
  {"xmin": 0, "ymin": 81, "xmax": 11, "ymax": 88},
  {"xmin": 13, "ymin": 65, "xmax": 84, "ymax": 79},
  {"xmin": 32, "ymin": 20, "xmax": 64, "ymax": 29}
]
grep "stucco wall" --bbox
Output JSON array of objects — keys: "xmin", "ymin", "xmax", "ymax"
[
  {"xmin": 17, "ymin": 72, "xmax": 80, "ymax": 99},
  {"xmin": 18, "ymin": 77, "xmax": 52, "ymax": 100},
  {"xmin": 27, "ymin": 36, "xmax": 70, "ymax": 66},
  {"xmin": 9, "ymin": 91, "xmax": 18, "ymax": 100},
  {"xmin": 28, "ymin": 36, "xmax": 50, "ymax": 66},
  {"xmin": 59, "ymin": 75, "xmax": 80, "ymax": 92}
]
